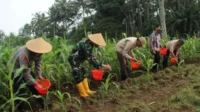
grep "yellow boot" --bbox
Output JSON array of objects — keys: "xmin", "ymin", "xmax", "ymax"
[
  {"xmin": 82, "ymin": 78, "xmax": 96, "ymax": 94},
  {"xmin": 76, "ymin": 82, "xmax": 89, "ymax": 97}
]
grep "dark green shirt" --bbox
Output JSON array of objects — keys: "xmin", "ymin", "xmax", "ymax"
[{"xmin": 69, "ymin": 39, "xmax": 102, "ymax": 68}]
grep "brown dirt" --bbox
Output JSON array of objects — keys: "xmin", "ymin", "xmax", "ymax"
[
  {"xmin": 81, "ymin": 64, "xmax": 197, "ymax": 112},
  {"xmin": 24, "ymin": 64, "xmax": 198, "ymax": 112}
]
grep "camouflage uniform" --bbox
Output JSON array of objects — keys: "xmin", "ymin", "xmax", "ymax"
[{"xmin": 68, "ymin": 39, "xmax": 102, "ymax": 83}]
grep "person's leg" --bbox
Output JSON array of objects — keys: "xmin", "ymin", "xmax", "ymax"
[
  {"xmin": 152, "ymin": 51, "xmax": 160, "ymax": 72},
  {"xmin": 116, "ymin": 52, "xmax": 127, "ymax": 81},
  {"xmin": 163, "ymin": 50, "xmax": 170, "ymax": 68}
]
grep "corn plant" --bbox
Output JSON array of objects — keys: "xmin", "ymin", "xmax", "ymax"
[
  {"xmin": 46, "ymin": 64, "xmax": 65, "ymax": 90},
  {"xmin": 135, "ymin": 49, "xmax": 155, "ymax": 77},
  {"xmin": 52, "ymin": 90, "xmax": 82, "ymax": 112},
  {"xmin": 111, "ymin": 82, "xmax": 121, "ymax": 96},
  {"xmin": 0, "ymin": 63, "xmax": 32, "ymax": 112},
  {"xmin": 98, "ymin": 74, "xmax": 118, "ymax": 99},
  {"xmin": 180, "ymin": 37, "xmax": 200, "ymax": 59}
]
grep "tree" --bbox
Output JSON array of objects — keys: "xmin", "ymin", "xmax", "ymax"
[
  {"xmin": 159, "ymin": 0, "xmax": 167, "ymax": 39},
  {"xmin": 0, "ymin": 30, "xmax": 5, "ymax": 41},
  {"xmin": 31, "ymin": 12, "xmax": 48, "ymax": 37},
  {"xmin": 19, "ymin": 24, "xmax": 32, "ymax": 37}
]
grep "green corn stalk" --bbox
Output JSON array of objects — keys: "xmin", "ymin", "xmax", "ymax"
[
  {"xmin": 53, "ymin": 91, "xmax": 69, "ymax": 112},
  {"xmin": 48, "ymin": 64, "xmax": 64, "ymax": 90},
  {"xmin": 135, "ymin": 50, "xmax": 155, "ymax": 81},
  {"xmin": 101, "ymin": 74, "xmax": 117, "ymax": 95},
  {"xmin": 52, "ymin": 91, "xmax": 82, "ymax": 112},
  {"xmin": 111, "ymin": 82, "xmax": 121, "ymax": 96},
  {"xmin": 0, "ymin": 63, "xmax": 32, "ymax": 112}
]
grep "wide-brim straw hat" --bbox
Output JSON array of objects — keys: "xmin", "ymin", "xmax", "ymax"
[
  {"xmin": 26, "ymin": 38, "xmax": 52, "ymax": 54},
  {"xmin": 88, "ymin": 33, "xmax": 106, "ymax": 47},
  {"xmin": 138, "ymin": 37, "xmax": 146, "ymax": 47}
]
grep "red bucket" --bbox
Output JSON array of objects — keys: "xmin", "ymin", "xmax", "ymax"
[
  {"xmin": 92, "ymin": 70, "xmax": 104, "ymax": 80},
  {"xmin": 170, "ymin": 56, "xmax": 178, "ymax": 65},
  {"xmin": 131, "ymin": 60, "xmax": 141, "ymax": 69},
  {"xmin": 34, "ymin": 79, "xmax": 51, "ymax": 95},
  {"xmin": 159, "ymin": 48, "xmax": 167, "ymax": 55}
]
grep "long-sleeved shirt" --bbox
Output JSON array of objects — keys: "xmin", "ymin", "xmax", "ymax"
[
  {"xmin": 115, "ymin": 37, "xmax": 137, "ymax": 59},
  {"xmin": 68, "ymin": 39, "xmax": 102, "ymax": 68},
  {"xmin": 150, "ymin": 31, "xmax": 161, "ymax": 51},
  {"xmin": 7, "ymin": 46, "xmax": 42, "ymax": 85},
  {"xmin": 166, "ymin": 40, "xmax": 179, "ymax": 52}
]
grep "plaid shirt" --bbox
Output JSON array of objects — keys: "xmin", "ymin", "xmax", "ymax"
[{"xmin": 150, "ymin": 32, "xmax": 161, "ymax": 51}]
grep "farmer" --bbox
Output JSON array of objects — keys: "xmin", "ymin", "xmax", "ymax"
[
  {"xmin": 68, "ymin": 33, "xmax": 112, "ymax": 98},
  {"xmin": 162, "ymin": 39, "xmax": 184, "ymax": 68},
  {"xmin": 115, "ymin": 37, "xmax": 146, "ymax": 81},
  {"xmin": 7, "ymin": 38, "xmax": 52, "ymax": 110},
  {"xmin": 150, "ymin": 26, "xmax": 162, "ymax": 72}
]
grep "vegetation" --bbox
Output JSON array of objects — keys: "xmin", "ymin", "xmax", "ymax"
[
  {"xmin": 1, "ymin": 0, "xmax": 200, "ymax": 111},
  {"xmin": 0, "ymin": 35, "xmax": 200, "ymax": 111},
  {"xmin": 4, "ymin": 0, "xmax": 197, "ymax": 41}
]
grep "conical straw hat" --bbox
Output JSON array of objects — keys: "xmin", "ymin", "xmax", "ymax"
[
  {"xmin": 88, "ymin": 33, "xmax": 106, "ymax": 46},
  {"xmin": 26, "ymin": 37, "xmax": 52, "ymax": 54}
]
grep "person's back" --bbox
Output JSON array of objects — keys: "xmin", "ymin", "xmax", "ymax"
[
  {"xmin": 7, "ymin": 46, "xmax": 27, "ymax": 69},
  {"xmin": 115, "ymin": 37, "xmax": 137, "ymax": 53}
]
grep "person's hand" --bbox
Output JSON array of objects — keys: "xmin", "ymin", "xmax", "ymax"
[
  {"xmin": 102, "ymin": 64, "xmax": 112, "ymax": 71},
  {"xmin": 39, "ymin": 75, "xmax": 44, "ymax": 80},
  {"xmin": 150, "ymin": 48, "xmax": 156, "ymax": 54},
  {"xmin": 131, "ymin": 57, "xmax": 138, "ymax": 62},
  {"xmin": 36, "ymin": 83, "xmax": 43, "ymax": 88},
  {"xmin": 171, "ymin": 53, "xmax": 176, "ymax": 58}
]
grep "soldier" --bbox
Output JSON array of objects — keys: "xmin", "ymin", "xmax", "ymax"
[{"xmin": 68, "ymin": 33, "xmax": 112, "ymax": 98}]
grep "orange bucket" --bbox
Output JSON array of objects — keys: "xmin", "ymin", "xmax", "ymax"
[
  {"xmin": 170, "ymin": 56, "xmax": 178, "ymax": 65},
  {"xmin": 91, "ymin": 70, "xmax": 104, "ymax": 80},
  {"xmin": 131, "ymin": 60, "xmax": 141, "ymax": 69},
  {"xmin": 34, "ymin": 79, "xmax": 51, "ymax": 95},
  {"xmin": 159, "ymin": 48, "xmax": 167, "ymax": 55}
]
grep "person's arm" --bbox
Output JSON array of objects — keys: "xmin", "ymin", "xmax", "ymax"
[
  {"xmin": 122, "ymin": 40, "xmax": 136, "ymax": 60},
  {"xmin": 130, "ymin": 50, "xmax": 135, "ymax": 58},
  {"xmin": 170, "ymin": 45, "xmax": 176, "ymax": 57},
  {"xmin": 150, "ymin": 34, "xmax": 156, "ymax": 54},
  {"xmin": 35, "ymin": 55, "xmax": 44, "ymax": 80},
  {"xmin": 19, "ymin": 53, "xmax": 36, "ymax": 85},
  {"xmin": 82, "ymin": 43, "xmax": 112, "ymax": 71}
]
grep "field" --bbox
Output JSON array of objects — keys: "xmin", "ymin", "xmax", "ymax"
[{"xmin": 1, "ymin": 36, "xmax": 200, "ymax": 112}]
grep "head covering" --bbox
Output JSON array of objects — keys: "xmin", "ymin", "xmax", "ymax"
[
  {"xmin": 26, "ymin": 37, "xmax": 52, "ymax": 54},
  {"xmin": 156, "ymin": 26, "xmax": 162, "ymax": 31},
  {"xmin": 138, "ymin": 37, "xmax": 146, "ymax": 47},
  {"xmin": 88, "ymin": 33, "xmax": 106, "ymax": 47}
]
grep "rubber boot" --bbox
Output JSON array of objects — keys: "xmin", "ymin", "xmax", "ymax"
[
  {"xmin": 82, "ymin": 78, "xmax": 96, "ymax": 95},
  {"xmin": 76, "ymin": 82, "xmax": 89, "ymax": 97}
]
